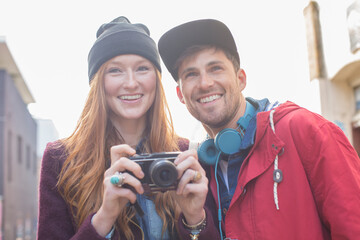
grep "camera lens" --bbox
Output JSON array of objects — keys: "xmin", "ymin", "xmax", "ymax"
[
  {"xmin": 160, "ymin": 169, "xmax": 171, "ymax": 182},
  {"xmin": 149, "ymin": 160, "xmax": 178, "ymax": 187}
]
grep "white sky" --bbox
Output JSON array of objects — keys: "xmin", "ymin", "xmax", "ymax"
[{"xmin": 1, "ymin": 0, "xmax": 340, "ymax": 141}]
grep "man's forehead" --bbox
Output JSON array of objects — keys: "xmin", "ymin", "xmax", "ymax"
[{"xmin": 178, "ymin": 48, "xmax": 227, "ymax": 70}]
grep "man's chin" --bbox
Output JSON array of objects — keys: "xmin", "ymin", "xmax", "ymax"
[{"xmin": 199, "ymin": 116, "xmax": 229, "ymax": 129}]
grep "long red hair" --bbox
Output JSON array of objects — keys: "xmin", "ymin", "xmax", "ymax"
[{"xmin": 57, "ymin": 59, "xmax": 180, "ymax": 239}]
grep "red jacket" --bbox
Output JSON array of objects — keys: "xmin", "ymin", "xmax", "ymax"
[{"xmin": 180, "ymin": 102, "xmax": 360, "ymax": 240}]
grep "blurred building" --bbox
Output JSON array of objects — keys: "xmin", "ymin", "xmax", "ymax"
[
  {"xmin": 35, "ymin": 119, "xmax": 59, "ymax": 158},
  {"xmin": 0, "ymin": 38, "xmax": 37, "ymax": 240},
  {"xmin": 304, "ymin": 0, "xmax": 360, "ymax": 155}
]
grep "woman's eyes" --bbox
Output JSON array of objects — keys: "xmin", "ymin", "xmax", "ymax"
[
  {"xmin": 107, "ymin": 68, "xmax": 122, "ymax": 73},
  {"xmin": 137, "ymin": 65, "xmax": 150, "ymax": 72},
  {"xmin": 106, "ymin": 65, "xmax": 152, "ymax": 74}
]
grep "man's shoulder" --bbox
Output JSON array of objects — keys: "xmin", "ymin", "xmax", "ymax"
[
  {"xmin": 267, "ymin": 101, "xmax": 342, "ymax": 142},
  {"xmin": 256, "ymin": 101, "xmax": 331, "ymax": 136},
  {"xmin": 277, "ymin": 102, "xmax": 326, "ymax": 123}
]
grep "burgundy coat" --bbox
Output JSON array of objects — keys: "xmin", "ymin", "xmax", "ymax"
[{"xmin": 37, "ymin": 138, "xmax": 189, "ymax": 240}]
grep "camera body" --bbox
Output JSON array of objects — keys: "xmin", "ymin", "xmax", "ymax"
[{"xmin": 129, "ymin": 152, "xmax": 180, "ymax": 193}]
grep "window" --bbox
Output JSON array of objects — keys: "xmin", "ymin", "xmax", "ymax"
[
  {"xmin": 26, "ymin": 145, "xmax": 31, "ymax": 169},
  {"xmin": 17, "ymin": 135, "xmax": 22, "ymax": 164},
  {"xmin": 347, "ymin": 1, "xmax": 360, "ymax": 54},
  {"xmin": 33, "ymin": 153, "xmax": 37, "ymax": 175},
  {"xmin": 7, "ymin": 131, "xmax": 12, "ymax": 181}
]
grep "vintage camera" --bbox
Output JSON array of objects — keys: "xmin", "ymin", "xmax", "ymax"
[{"xmin": 129, "ymin": 152, "xmax": 180, "ymax": 193}]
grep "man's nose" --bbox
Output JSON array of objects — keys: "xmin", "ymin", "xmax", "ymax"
[{"xmin": 199, "ymin": 72, "xmax": 214, "ymax": 89}]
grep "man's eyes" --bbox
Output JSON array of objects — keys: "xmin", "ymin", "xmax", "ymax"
[
  {"xmin": 210, "ymin": 65, "xmax": 223, "ymax": 72},
  {"xmin": 185, "ymin": 72, "xmax": 198, "ymax": 79},
  {"xmin": 184, "ymin": 66, "xmax": 222, "ymax": 78}
]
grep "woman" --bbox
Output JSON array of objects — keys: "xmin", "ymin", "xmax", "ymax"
[{"xmin": 37, "ymin": 16, "xmax": 206, "ymax": 240}]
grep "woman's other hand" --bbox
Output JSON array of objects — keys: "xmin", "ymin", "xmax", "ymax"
[{"xmin": 174, "ymin": 149, "xmax": 208, "ymax": 225}]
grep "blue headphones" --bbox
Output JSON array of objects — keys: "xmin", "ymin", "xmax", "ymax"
[{"xmin": 198, "ymin": 100, "xmax": 256, "ymax": 165}]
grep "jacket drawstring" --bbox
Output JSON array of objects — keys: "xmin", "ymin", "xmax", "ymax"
[{"xmin": 270, "ymin": 109, "xmax": 280, "ymax": 210}]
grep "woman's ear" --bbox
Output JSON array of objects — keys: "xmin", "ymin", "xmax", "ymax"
[{"xmin": 176, "ymin": 86, "xmax": 185, "ymax": 104}]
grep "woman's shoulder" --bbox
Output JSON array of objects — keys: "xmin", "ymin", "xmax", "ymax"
[
  {"xmin": 41, "ymin": 140, "xmax": 68, "ymax": 174},
  {"xmin": 177, "ymin": 137, "xmax": 190, "ymax": 152}
]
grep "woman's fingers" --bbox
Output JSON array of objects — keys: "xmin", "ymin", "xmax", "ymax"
[
  {"xmin": 175, "ymin": 151, "xmax": 201, "ymax": 178},
  {"xmin": 174, "ymin": 150, "xmax": 207, "ymax": 195},
  {"xmin": 103, "ymin": 144, "xmax": 146, "ymax": 205},
  {"xmin": 107, "ymin": 157, "xmax": 144, "ymax": 179},
  {"xmin": 110, "ymin": 144, "xmax": 136, "ymax": 165},
  {"xmin": 176, "ymin": 168, "xmax": 207, "ymax": 195},
  {"xmin": 106, "ymin": 171, "xmax": 144, "ymax": 195},
  {"xmin": 174, "ymin": 149, "xmax": 198, "ymax": 165}
]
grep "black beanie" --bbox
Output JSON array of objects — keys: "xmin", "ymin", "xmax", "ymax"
[{"xmin": 88, "ymin": 16, "xmax": 161, "ymax": 82}]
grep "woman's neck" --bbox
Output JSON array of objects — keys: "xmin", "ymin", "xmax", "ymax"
[{"xmin": 110, "ymin": 115, "xmax": 147, "ymax": 148}]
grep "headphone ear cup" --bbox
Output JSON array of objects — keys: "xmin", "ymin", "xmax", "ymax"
[
  {"xmin": 215, "ymin": 129, "xmax": 242, "ymax": 155},
  {"xmin": 197, "ymin": 139, "xmax": 219, "ymax": 166}
]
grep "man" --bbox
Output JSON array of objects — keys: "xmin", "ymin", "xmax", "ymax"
[{"xmin": 158, "ymin": 19, "xmax": 360, "ymax": 239}]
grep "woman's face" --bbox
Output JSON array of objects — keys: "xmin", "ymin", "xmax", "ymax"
[{"xmin": 104, "ymin": 55, "xmax": 157, "ymax": 122}]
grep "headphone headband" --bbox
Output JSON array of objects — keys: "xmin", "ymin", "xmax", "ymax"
[{"xmin": 237, "ymin": 101, "xmax": 257, "ymax": 130}]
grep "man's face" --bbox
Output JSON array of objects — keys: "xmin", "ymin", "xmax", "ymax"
[{"xmin": 177, "ymin": 48, "xmax": 246, "ymax": 130}]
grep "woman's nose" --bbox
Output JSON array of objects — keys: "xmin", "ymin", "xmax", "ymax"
[{"xmin": 124, "ymin": 71, "xmax": 139, "ymax": 88}]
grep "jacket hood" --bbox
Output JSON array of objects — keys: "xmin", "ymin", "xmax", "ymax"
[{"xmin": 255, "ymin": 101, "xmax": 302, "ymax": 147}]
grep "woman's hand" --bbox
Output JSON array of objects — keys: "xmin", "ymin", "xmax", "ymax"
[
  {"xmin": 174, "ymin": 149, "xmax": 208, "ymax": 225},
  {"xmin": 92, "ymin": 144, "xmax": 144, "ymax": 237}
]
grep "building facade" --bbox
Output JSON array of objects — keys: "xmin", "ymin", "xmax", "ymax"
[
  {"xmin": 0, "ymin": 39, "xmax": 38, "ymax": 240},
  {"xmin": 304, "ymin": 0, "xmax": 360, "ymax": 155}
]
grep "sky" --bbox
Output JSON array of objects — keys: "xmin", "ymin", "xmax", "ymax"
[{"xmin": 1, "ymin": 0, "xmax": 331, "ymax": 142}]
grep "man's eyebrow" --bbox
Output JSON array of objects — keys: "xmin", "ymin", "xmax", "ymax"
[{"xmin": 207, "ymin": 60, "xmax": 224, "ymax": 66}]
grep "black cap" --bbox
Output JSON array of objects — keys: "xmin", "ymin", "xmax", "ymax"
[
  {"xmin": 158, "ymin": 19, "xmax": 239, "ymax": 81},
  {"xmin": 88, "ymin": 16, "xmax": 161, "ymax": 83}
]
